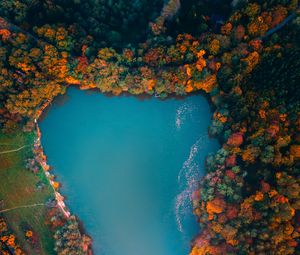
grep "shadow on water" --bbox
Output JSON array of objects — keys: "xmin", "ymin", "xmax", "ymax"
[{"xmin": 40, "ymin": 84, "xmax": 215, "ymax": 121}]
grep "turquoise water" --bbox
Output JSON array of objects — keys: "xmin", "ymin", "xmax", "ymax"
[{"xmin": 39, "ymin": 87, "xmax": 219, "ymax": 255}]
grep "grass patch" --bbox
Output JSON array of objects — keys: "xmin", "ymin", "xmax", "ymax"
[{"xmin": 0, "ymin": 131, "xmax": 55, "ymax": 255}]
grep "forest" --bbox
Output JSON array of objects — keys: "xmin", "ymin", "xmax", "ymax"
[{"xmin": 0, "ymin": 0, "xmax": 299, "ymax": 254}]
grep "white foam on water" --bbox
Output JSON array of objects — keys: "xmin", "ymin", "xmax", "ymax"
[
  {"xmin": 177, "ymin": 134, "xmax": 207, "ymax": 184},
  {"xmin": 175, "ymin": 136, "xmax": 207, "ymax": 233},
  {"xmin": 175, "ymin": 103, "xmax": 195, "ymax": 130}
]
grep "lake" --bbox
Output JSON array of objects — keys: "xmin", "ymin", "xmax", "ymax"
[{"xmin": 39, "ymin": 87, "xmax": 219, "ymax": 255}]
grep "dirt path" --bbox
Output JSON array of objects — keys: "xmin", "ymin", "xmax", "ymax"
[
  {"xmin": 259, "ymin": 12, "xmax": 297, "ymax": 40},
  {"xmin": 0, "ymin": 145, "xmax": 30, "ymax": 154},
  {"xmin": 0, "ymin": 203, "xmax": 45, "ymax": 213}
]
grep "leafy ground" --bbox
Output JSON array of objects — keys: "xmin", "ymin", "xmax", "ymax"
[{"xmin": 0, "ymin": 131, "xmax": 55, "ymax": 255}]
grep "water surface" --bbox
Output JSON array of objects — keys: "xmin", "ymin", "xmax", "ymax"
[{"xmin": 40, "ymin": 87, "xmax": 219, "ymax": 255}]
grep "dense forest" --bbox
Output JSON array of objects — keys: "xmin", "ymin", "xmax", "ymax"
[{"xmin": 0, "ymin": 0, "xmax": 299, "ymax": 254}]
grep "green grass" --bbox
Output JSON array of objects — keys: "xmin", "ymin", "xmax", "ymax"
[{"xmin": 0, "ymin": 131, "xmax": 55, "ymax": 255}]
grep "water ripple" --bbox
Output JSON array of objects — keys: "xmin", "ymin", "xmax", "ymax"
[
  {"xmin": 175, "ymin": 103, "xmax": 195, "ymax": 130},
  {"xmin": 175, "ymin": 136, "xmax": 207, "ymax": 233}
]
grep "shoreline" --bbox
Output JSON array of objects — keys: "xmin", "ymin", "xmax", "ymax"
[
  {"xmin": 31, "ymin": 95, "xmax": 94, "ymax": 254},
  {"xmin": 33, "ymin": 120, "xmax": 93, "ymax": 255},
  {"xmin": 34, "ymin": 120, "xmax": 71, "ymax": 218}
]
